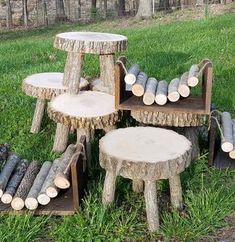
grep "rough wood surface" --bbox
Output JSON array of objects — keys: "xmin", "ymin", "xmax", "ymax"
[
  {"xmin": 0, "ymin": 154, "xmax": 20, "ymax": 197},
  {"xmin": 38, "ymin": 159, "xmax": 60, "ymax": 205},
  {"xmin": 90, "ymin": 79, "xmax": 109, "ymax": 93},
  {"xmin": 0, "ymin": 144, "xmax": 10, "ymax": 164},
  {"xmin": 22, "ymin": 73, "xmax": 89, "ymax": 100},
  {"xmin": 11, "ymin": 161, "xmax": 41, "ymax": 211},
  {"xmin": 124, "ymin": 64, "xmax": 140, "ymax": 85},
  {"xmin": 54, "ymin": 144, "xmax": 76, "ymax": 189},
  {"xmin": 25, "ymin": 161, "xmax": 52, "ymax": 210},
  {"xmin": 132, "ymin": 72, "xmax": 148, "ymax": 97},
  {"xmin": 1, "ymin": 159, "xmax": 29, "ymax": 204},
  {"xmin": 30, "ymin": 98, "xmax": 46, "ymax": 134},
  {"xmin": 53, "ymin": 124, "xmax": 70, "ymax": 153},
  {"xmin": 221, "ymin": 112, "xmax": 234, "ymax": 152},
  {"xmin": 169, "ymin": 174, "xmax": 183, "ymax": 209},
  {"xmin": 144, "ymin": 180, "xmax": 159, "ymax": 232},
  {"xmin": 48, "ymin": 92, "xmax": 121, "ymax": 129},
  {"xmin": 188, "ymin": 64, "xmax": 199, "ymax": 87},
  {"xmin": 132, "ymin": 180, "xmax": 144, "ymax": 193},
  {"xmin": 54, "ymin": 32, "xmax": 128, "ymax": 54},
  {"xmin": 168, "ymin": 78, "xmax": 180, "ymax": 102},
  {"xmin": 99, "ymin": 127, "xmax": 192, "ymax": 181},
  {"xmin": 155, "ymin": 80, "xmax": 168, "ymax": 105},
  {"xmin": 229, "ymin": 120, "xmax": 235, "ymax": 159},
  {"xmin": 143, "ymin": 78, "xmax": 158, "ymax": 106},
  {"xmin": 64, "ymin": 52, "xmax": 83, "ymax": 94},
  {"xmin": 131, "ymin": 110, "xmax": 207, "ymax": 127},
  {"xmin": 100, "ymin": 54, "xmax": 115, "ymax": 95},
  {"xmin": 102, "ymin": 171, "xmax": 117, "ymax": 205},
  {"xmin": 178, "ymin": 72, "xmax": 190, "ymax": 98}
]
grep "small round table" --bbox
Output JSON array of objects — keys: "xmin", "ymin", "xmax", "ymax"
[{"xmin": 99, "ymin": 127, "xmax": 192, "ymax": 232}]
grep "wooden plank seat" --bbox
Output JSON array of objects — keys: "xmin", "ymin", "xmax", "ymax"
[{"xmin": 22, "ymin": 72, "xmax": 89, "ymax": 134}]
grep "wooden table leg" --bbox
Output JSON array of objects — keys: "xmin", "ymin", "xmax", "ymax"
[
  {"xmin": 30, "ymin": 98, "xmax": 46, "ymax": 134},
  {"xmin": 132, "ymin": 180, "xmax": 143, "ymax": 193},
  {"xmin": 144, "ymin": 180, "xmax": 159, "ymax": 232},
  {"xmin": 102, "ymin": 171, "xmax": 117, "ymax": 205},
  {"xmin": 169, "ymin": 174, "xmax": 183, "ymax": 209},
  {"xmin": 99, "ymin": 54, "xmax": 115, "ymax": 95},
  {"xmin": 64, "ymin": 52, "xmax": 84, "ymax": 94},
  {"xmin": 53, "ymin": 124, "xmax": 70, "ymax": 153}
]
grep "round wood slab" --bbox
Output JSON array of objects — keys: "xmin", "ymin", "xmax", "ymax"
[
  {"xmin": 100, "ymin": 127, "xmax": 192, "ymax": 180},
  {"xmin": 54, "ymin": 32, "xmax": 128, "ymax": 54},
  {"xmin": 23, "ymin": 73, "xmax": 89, "ymax": 100},
  {"xmin": 48, "ymin": 91, "xmax": 121, "ymax": 129}
]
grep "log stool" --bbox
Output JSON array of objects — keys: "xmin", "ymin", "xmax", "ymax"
[
  {"xmin": 22, "ymin": 72, "xmax": 89, "ymax": 133},
  {"xmin": 52, "ymin": 32, "xmax": 127, "ymax": 152},
  {"xmin": 99, "ymin": 127, "xmax": 192, "ymax": 232},
  {"xmin": 48, "ymin": 91, "xmax": 121, "ymax": 163}
]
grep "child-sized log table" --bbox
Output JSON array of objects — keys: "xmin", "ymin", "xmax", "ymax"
[
  {"xmin": 52, "ymin": 32, "xmax": 127, "ymax": 152},
  {"xmin": 99, "ymin": 127, "xmax": 192, "ymax": 232}
]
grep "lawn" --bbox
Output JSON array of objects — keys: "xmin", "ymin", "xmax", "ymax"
[{"xmin": 0, "ymin": 12, "xmax": 235, "ymax": 242}]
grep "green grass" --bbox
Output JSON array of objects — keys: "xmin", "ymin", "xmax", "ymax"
[{"xmin": 0, "ymin": 13, "xmax": 235, "ymax": 241}]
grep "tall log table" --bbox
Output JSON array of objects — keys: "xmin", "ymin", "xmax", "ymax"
[
  {"xmin": 99, "ymin": 127, "xmax": 192, "ymax": 232},
  {"xmin": 52, "ymin": 32, "xmax": 127, "ymax": 152}
]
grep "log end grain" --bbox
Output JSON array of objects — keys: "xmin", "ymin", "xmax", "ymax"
[
  {"xmin": 125, "ymin": 74, "xmax": 136, "ymax": 85},
  {"xmin": 25, "ymin": 197, "xmax": 39, "ymax": 210},
  {"xmin": 155, "ymin": 94, "xmax": 167, "ymax": 106},
  {"xmin": 132, "ymin": 84, "xmax": 145, "ymax": 97},
  {"xmin": 1, "ymin": 193, "xmax": 12, "ymax": 204},
  {"xmin": 11, "ymin": 197, "xmax": 25, "ymax": 210},
  {"xmin": 178, "ymin": 85, "xmax": 190, "ymax": 98},
  {"xmin": 229, "ymin": 150, "xmax": 235, "ymax": 159},
  {"xmin": 188, "ymin": 77, "xmax": 199, "ymax": 87},
  {"xmin": 46, "ymin": 187, "xmax": 58, "ymax": 198},
  {"xmin": 37, "ymin": 193, "xmax": 51, "ymax": 205},
  {"xmin": 54, "ymin": 175, "xmax": 71, "ymax": 189},
  {"xmin": 221, "ymin": 141, "xmax": 234, "ymax": 153},
  {"xmin": 168, "ymin": 92, "xmax": 180, "ymax": 102}
]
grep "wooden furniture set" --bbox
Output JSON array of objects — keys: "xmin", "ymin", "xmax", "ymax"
[{"xmin": 19, "ymin": 32, "xmax": 217, "ymax": 232}]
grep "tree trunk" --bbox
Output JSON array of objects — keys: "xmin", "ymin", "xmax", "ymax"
[
  {"xmin": 55, "ymin": 0, "xmax": 66, "ymax": 21},
  {"xmin": 136, "ymin": 0, "xmax": 152, "ymax": 18},
  {"xmin": 43, "ymin": 0, "xmax": 48, "ymax": 26},
  {"xmin": 159, "ymin": 0, "xmax": 170, "ymax": 11},
  {"xmin": 22, "ymin": 0, "xmax": 28, "ymax": 27},
  {"xmin": 118, "ymin": 0, "xmax": 125, "ymax": 16},
  {"xmin": 6, "ymin": 0, "xmax": 12, "ymax": 28},
  {"xmin": 104, "ymin": 0, "xmax": 107, "ymax": 18},
  {"xmin": 92, "ymin": 0, "xmax": 97, "ymax": 9},
  {"xmin": 1, "ymin": 159, "xmax": 29, "ymax": 204}
]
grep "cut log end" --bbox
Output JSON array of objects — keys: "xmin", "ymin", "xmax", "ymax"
[
  {"xmin": 11, "ymin": 197, "xmax": 25, "ymax": 211},
  {"xmin": 132, "ymin": 84, "xmax": 145, "ymax": 97},
  {"xmin": 229, "ymin": 150, "xmax": 235, "ymax": 159},
  {"xmin": 143, "ymin": 93, "xmax": 155, "ymax": 106},
  {"xmin": 1, "ymin": 193, "xmax": 12, "ymax": 204},
  {"xmin": 168, "ymin": 92, "xmax": 180, "ymax": 102},
  {"xmin": 25, "ymin": 197, "xmax": 38, "ymax": 210},
  {"xmin": 221, "ymin": 141, "xmax": 234, "ymax": 153},
  {"xmin": 37, "ymin": 193, "xmax": 50, "ymax": 205},
  {"xmin": 46, "ymin": 187, "xmax": 58, "ymax": 198},
  {"xmin": 54, "ymin": 176, "xmax": 70, "ymax": 189},
  {"xmin": 124, "ymin": 74, "xmax": 136, "ymax": 85},
  {"xmin": 188, "ymin": 77, "xmax": 199, "ymax": 87},
  {"xmin": 155, "ymin": 94, "xmax": 167, "ymax": 106},
  {"xmin": 178, "ymin": 85, "xmax": 190, "ymax": 97}
]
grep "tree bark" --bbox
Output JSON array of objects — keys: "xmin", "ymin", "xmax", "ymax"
[
  {"xmin": 136, "ymin": 0, "xmax": 152, "ymax": 18},
  {"xmin": 155, "ymin": 80, "xmax": 168, "ymax": 105},
  {"xmin": 178, "ymin": 72, "xmax": 190, "ymax": 98},
  {"xmin": 143, "ymin": 78, "xmax": 158, "ymax": 106},
  {"xmin": 124, "ymin": 64, "xmax": 140, "ymax": 85},
  {"xmin": 229, "ymin": 120, "xmax": 235, "ymax": 159},
  {"xmin": 169, "ymin": 174, "xmax": 183, "ymax": 209},
  {"xmin": 0, "ymin": 144, "xmax": 10, "ymax": 164},
  {"xmin": 188, "ymin": 64, "xmax": 199, "ymax": 87},
  {"xmin": 6, "ymin": 0, "xmax": 12, "ymax": 28},
  {"xmin": 221, "ymin": 112, "xmax": 234, "ymax": 152},
  {"xmin": 159, "ymin": 0, "xmax": 170, "ymax": 11},
  {"xmin": 22, "ymin": 0, "xmax": 28, "ymax": 27},
  {"xmin": 0, "ymin": 154, "xmax": 20, "ymax": 197},
  {"xmin": 11, "ymin": 161, "xmax": 41, "ymax": 210},
  {"xmin": 118, "ymin": 0, "xmax": 125, "ymax": 16},
  {"xmin": 132, "ymin": 72, "xmax": 148, "ymax": 97},
  {"xmin": 25, "ymin": 161, "xmax": 52, "ymax": 210},
  {"xmin": 55, "ymin": 0, "xmax": 66, "ymax": 21},
  {"xmin": 168, "ymin": 78, "xmax": 180, "ymax": 102},
  {"xmin": 1, "ymin": 159, "xmax": 29, "ymax": 204}
]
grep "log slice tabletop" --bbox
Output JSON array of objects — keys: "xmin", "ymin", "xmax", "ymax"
[
  {"xmin": 54, "ymin": 32, "xmax": 128, "ymax": 54},
  {"xmin": 99, "ymin": 127, "xmax": 192, "ymax": 180},
  {"xmin": 48, "ymin": 91, "xmax": 121, "ymax": 129},
  {"xmin": 22, "ymin": 73, "xmax": 88, "ymax": 100}
]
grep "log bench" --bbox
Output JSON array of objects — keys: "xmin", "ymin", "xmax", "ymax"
[
  {"xmin": 99, "ymin": 126, "xmax": 192, "ymax": 232},
  {"xmin": 22, "ymin": 72, "xmax": 89, "ymax": 133}
]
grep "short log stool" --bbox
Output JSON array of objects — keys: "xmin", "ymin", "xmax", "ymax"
[
  {"xmin": 48, "ymin": 91, "xmax": 121, "ymax": 163},
  {"xmin": 99, "ymin": 127, "xmax": 192, "ymax": 232},
  {"xmin": 22, "ymin": 72, "xmax": 89, "ymax": 133}
]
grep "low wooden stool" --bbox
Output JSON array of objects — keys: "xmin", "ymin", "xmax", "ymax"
[
  {"xmin": 99, "ymin": 127, "xmax": 192, "ymax": 232},
  {"xmin": 48, "ymin": 91, "xmax": 121, "ymax": 164},
  {"xmin": 22, "ymin": 72, "xmax": 89, "ymax": 133}
]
